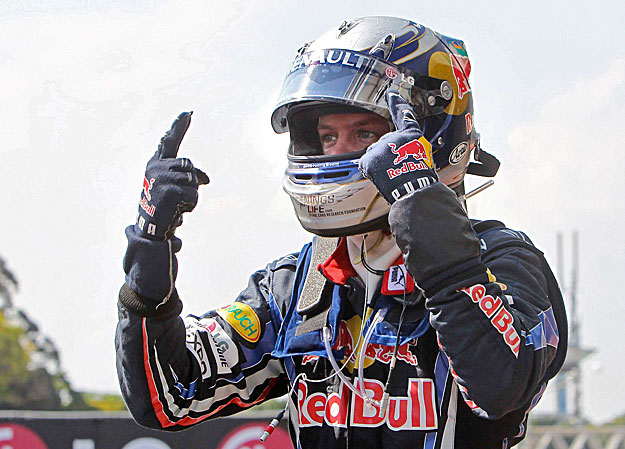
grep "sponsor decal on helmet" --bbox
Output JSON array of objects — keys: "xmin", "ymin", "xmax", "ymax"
[
  {"xmin": 298, "ymin": 377, "xmax": 437, "ymax": 430},
  {"xmin": 458, "ymin": 284, "xmax": 520, "ymax": 356},
  {"xmin": 385, "ymin": 66, "xmax": 398, "ymax": 79},
  {"xmin": 383, "ymin": 68, "xmax": 417, "ymax": 86},
  {"xmin": 290, "ymin": 193, "xmax": 336, "ymax": 207},
  {"xmin": 217, "ymin": 302, "xmax": 261, "ymax": 343},
  {"xmin": 449, "ymin": 142, "xmax": 468, "ymax": 165},
  {"xmin": 428, "ymin": 52, "xmax": 469, "ymax": 116},
  {"xmin": 465, "ymin": 112, "xmax": 473, "ymax": 134},
  {"xmin": 450, "ymin": 55, "xmax": 471, "ymax": 100},
  {"xmin": 450, "ymin": 39, "xmax": 468, "ymax": 57},
  {"xmin": 289, "ymin": 49, "xmax": 371, "ymax": 74},
  {"xmin": 301, "ymin": 204, "xmax": 367, "ymax": 218}
]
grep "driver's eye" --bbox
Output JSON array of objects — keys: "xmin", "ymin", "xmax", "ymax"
[{"xmin": 358, "ymin": 130, "xmax": 376, "ymax": 139}]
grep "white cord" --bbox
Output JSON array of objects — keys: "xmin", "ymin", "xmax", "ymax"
[
  {"xmin": 315, "ymin": 235, "xmax": 390, "ymax": 408},
  {"xmin": 357, "ymin": 310, "xmax": 385, "ymax": 405},
  {"xmin": 322, "ymin": 326, "xmax": 371, "ymax": 400},
  {"xmin": 319, "ymin": 310, "xmax": 386, "ymax": 408}
]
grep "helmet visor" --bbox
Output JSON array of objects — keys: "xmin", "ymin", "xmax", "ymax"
[{"xmin": 272, "ymin": 48, "xmax": 452, "ymax": 133}]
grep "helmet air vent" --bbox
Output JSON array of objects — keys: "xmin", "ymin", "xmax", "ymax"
[
  {"xmin": 323, "ymin": 171, "xmax": 350, "ymax": 180},
  {"xmin": 337, "ymin": 20, "xmax": 357, "ymax": 37},
  {"xmin": 369, "ymin": 33, "xmax": 396, "ymax": 60}
]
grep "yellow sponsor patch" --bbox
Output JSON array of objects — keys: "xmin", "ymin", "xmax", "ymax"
[{"xmin": 217, "ymin": 302, "xmax": 261, "ymax": 343}]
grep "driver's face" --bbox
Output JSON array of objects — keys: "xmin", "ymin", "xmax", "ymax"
[{"xmin": 317, "ymin": 113, "xmax": 390, "ymax": 156}]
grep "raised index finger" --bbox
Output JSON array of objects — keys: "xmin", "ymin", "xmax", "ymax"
[
  {"xmin": 385, "ymin": 90, "xmax": 420, "ymax": 132},
  {"xmin": 158, "ymin": 111, "xmax": 193, "ymax": 159}
]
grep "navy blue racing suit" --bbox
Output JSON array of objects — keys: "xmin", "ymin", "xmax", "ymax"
[{"xmin": 116, "ymin": 184, "xmax": 567, "ymax": 449}]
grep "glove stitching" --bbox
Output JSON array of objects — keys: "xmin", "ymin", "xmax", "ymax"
[{"xmin": 156, "ymin": 238, "xmax": 175, "ymax": 310}]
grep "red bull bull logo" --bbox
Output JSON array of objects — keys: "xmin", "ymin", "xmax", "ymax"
[
  {"xmin": 302, "ymin": 319, "xmax": 418, "ymax": 369},
  {"xmin": 465, "ymin": 113, "xmax": 473, "ymax": 134},
  {"xmin": 386, "ymin": 136, "xmax": 433, "ymax": 181},
  {"xmin": 143, "ymin": 176, "xmax": 155, "ymax": 201},
  {"xmin": 390, "ymin": 139, "xmax": 428, "ymax": 165},
  {"xmin": 458, "ymin": 284, "xmax": 520, "ymax": 357},
  {"xmin": 140, "ymin": 176, "xmax": 156, "ymax": 216},
  {"xmin": 297, "ymin": 378, "xmax": 437, "ymax": 430},
  {"xmin": 450, "ymin": 55, "xmax": 471, "ymax": 100}
]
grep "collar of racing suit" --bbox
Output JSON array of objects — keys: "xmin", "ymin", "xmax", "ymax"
[
  {"xmin": 345, "ymin": 231, "xmax": 402, "ymax": 304},
  {"xmin": 272, "ymin": 236, "xmax": 428, "ymax": 360},
  {"xmin": 319, "ymin": 233, "xmax": 416, "ymax": 297}
]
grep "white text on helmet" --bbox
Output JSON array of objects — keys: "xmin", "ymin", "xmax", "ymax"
[{"xmin": 289, "ymin": 50, "xmax": 371, "ymax": 74}]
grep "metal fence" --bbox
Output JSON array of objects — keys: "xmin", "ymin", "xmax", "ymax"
[{"xmin": 519, "ymin": 426, "xmax": 625, "ymax": 449}]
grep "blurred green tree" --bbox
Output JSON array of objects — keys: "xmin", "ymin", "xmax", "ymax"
[{"xmin": 0, "ymin": 254, "xmax": 96, "ymax": 410}]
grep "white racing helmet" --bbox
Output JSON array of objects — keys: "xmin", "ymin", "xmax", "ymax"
[{"xmin": 272, "ymin": 16, "xmax": 499, "ymax": 237}]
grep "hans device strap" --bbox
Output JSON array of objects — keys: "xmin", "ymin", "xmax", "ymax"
[{"xmin": 295, "ymin": 237, "xmax": 338, "ymax": 336}]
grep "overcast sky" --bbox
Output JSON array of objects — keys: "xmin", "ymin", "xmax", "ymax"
[{"xmin": 1, "ymin": 0, "xmax": 623, "ymax": 423}]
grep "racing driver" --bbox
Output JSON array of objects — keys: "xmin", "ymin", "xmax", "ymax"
[{"xmin": 116, "ymin": 16, "xmax": 568, "ymax": 449}]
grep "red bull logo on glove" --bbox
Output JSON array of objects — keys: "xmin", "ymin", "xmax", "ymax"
[
  {"xmin": 298, "ymin": 378, "xmax": 437, "ymax": 430},
  {"xmin": 143, "ymin": 176, "xmax": 155, "ymax": 201},
  {"xmin": 387, "ymin": 136, "xmax": 433, "ymax": 180},
  {"xmin": 139, "ymin": 176, "xmax": 156, "ymax": 216},
  {"xmin": 386, "ymin": 161, "xmax": 430, "ymax": 180},
  {"xmin": 390, "ymin": 139, "xmax": 429, "ymax": 165},
  {"xmin": 458, "ymin": 284, "xmax": 520, "ymax": 357}
]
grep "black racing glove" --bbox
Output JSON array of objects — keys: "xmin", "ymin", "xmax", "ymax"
[
  {"xmin": 358, "ymin": 90, "xmax": 437, "ymax": 204},
  {"xmin": 136, "ymin": 111, "xmax": 209, "ymax": 240},
  {"xmin": 122, "ymin": 112, "xmax": 209, "ymax": 305}
]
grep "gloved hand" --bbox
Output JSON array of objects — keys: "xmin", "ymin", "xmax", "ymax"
[
  {"xmin": 136, "ymin": 111, "xmax": 209, "ymax": 240},
  {"xmin": 123, "ymin": 112, "xmax": 209, "ymax": 304},
  {"xmin": 358, "ymin": 90, "xmax": 437, "ymax": 204}
]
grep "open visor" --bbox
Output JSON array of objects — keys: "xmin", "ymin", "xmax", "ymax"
[{"xmin": 272, "ymin": 48, "xmax": 453, "ymax": 133}]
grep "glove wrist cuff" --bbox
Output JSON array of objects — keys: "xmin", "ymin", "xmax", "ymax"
[
  {"xmin": 118, "ymin": 283, "xmax": 182, "ymax": 318},
  {"xmin": 421, "ymin": 259, "xmax": 489, "ymax": 298}
]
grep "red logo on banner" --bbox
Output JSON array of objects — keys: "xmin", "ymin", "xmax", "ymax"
[
  {"xmin": 217, "ymin": 422, "xmax": 291, "ymax": 449},
  {"xmin": 0, "ymin": 424, "xmax": 49, "ymax": 449}
]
